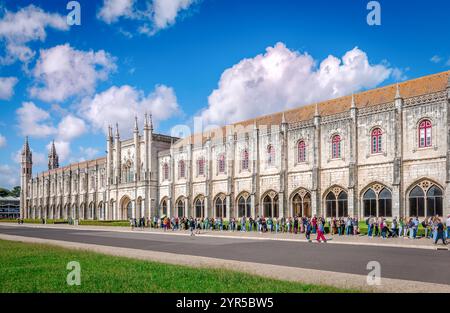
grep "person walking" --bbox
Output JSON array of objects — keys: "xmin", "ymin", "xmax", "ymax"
[
  {"xmin": 316, "ymin": 220, "xmax": 327, "ymax": 243},
  {"xmin": 446, "ymin": 214, "xmax": 450, "ymax": 239},
  {"xmin": 434, "ymin": 219, "xmax": 447, "ymax": 245}
]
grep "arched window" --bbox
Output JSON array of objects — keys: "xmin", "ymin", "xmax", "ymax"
[
  {"xmin": 418, "ymin": 120, "xmax": 432, "ymax": 148},
  {"xmin": 242, "ymin": 149, "xmax": 249, "ymax": 170},
  {"xmin": 325, "ymin": 190, "xmax": 348, "ymax": 218},
  {"xmin": 371, "ymin": 128, "xmax": 382, "ymax": 154},
  {"xmin": 162, "ymin": 163, "xmax": 169, "ymax": 180},
  {"xmin": 218, "ymin": 154, "xmax": 225, "ymax": 174},
  {"xmin": 177, "ymin": 199, "xmax": 184, "ymax": 217},
  {"xmin": 161, "ymin": 199, "xmax": 168, "ymax": 216},
  {"xmin": 178, "ymin": 160, "xmax": 185, "ymax": 178},
  {"xmin": 378, "ymin": 188, "xmax": 392, "ymax": 217},
  {"xmin": 267, "ymin": 144, "xmax": 275, "ymax": 166},
  {"xmin": 292, "ymin": 191, "xmax": 311, "ymax": 217},
  {"xmin": 195, "ymin": 198, "xmax": 205, "ymax": 218},
  {"xmin": 426, "ymin": 186, "xmax": 443, "ymax": 217},
  {"xmin": 332, "ymin": 135, "xmax": 341, "ymax": 159},
  {"xmin": 215, "ymin": 196, "xmax": 226, "ymax": 218},
  {"xmin": 297, "ymin": 140, "xmax": 306, "ymax": 163},
  {"xmin": 262, "ymin": 193, "xmax": 279, "ymax": 218},
  {"xmin": 363, "ymin": 189, "xmax": 377, "ymax": 217},
  {"xmin": 197, "ymin": 157, "xmax": 205, "ymax": 176},
  {"xmin": 237, "ymin": 195, "xmax": 251, "ymax": 217},
  {"xmin": 409, "ymin": 186, "xmax": 425, "ymax": 216}
]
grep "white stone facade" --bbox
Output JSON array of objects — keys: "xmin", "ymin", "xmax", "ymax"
[{"xmin": 21, "ymin": 71, "xmax": 450, "ymax": 220}]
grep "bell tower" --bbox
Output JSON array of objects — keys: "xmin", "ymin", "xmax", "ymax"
[{"xmin": 20, "ymin": 137, "xmax": 33, "ymax": 218}]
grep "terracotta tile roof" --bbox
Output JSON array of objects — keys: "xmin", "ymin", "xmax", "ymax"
[{"xmin": 175, "ymin": 70, "xmax": 450, "ymax": 146}]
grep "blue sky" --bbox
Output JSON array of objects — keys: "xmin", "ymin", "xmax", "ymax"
[{"xmin": 0, "ymin": 0, "xmax": 449, "ymax": 188}]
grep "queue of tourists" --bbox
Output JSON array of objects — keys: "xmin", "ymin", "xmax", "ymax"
[{"xmin": 129, "ymin": 214, "xmax": 450, "ymax": 245}]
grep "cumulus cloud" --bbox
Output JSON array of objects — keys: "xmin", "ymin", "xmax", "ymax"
[
  {"xmin": 0, "ymin": 77, "xmax": 18, "ymax": 100},
  {"xmin": 16, "ymin": 101, "xmax": 56, "ymax": 138},
  {"xmin": 29, "ymin": 44, "xmax": 117, "ymax": 102},
  {"xmin": 0, "ymin": 134, "xmax": 6, "ymax": 147},
  {"xmin": 78, "ymin": 147, "xmax": 100, "ymax": 161},
  {"xmin": 199, "ymin": 43, "xmax": 394, "ymax": 126},
  {"xmin": 97, "ymin": 0, "xmax": 197, "ymax": 36},
  {"xmin": 0, "ymin": 5, "xmax": 69, "ymax": 65},
  {"xmin": 79, "ymin": 84, "xmax": 180, "ymax": 137},
  {"xmin": 56, "ymin": 115, "xmax": 87, "ymax": 142},
  {"xmin": 0, "ymin": 164, "xmax": 19, "ymax": 188}
]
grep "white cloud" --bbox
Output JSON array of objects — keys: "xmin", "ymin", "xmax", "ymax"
[
  {"xmin": 0, "ymin": 5, "xmax": 69, "ymax": 65},
  {"xmin": 97, "ymin": 0, "xmax": 197, "ymax": 35},
  {"xmin": 79, "ymin": 147, "xmax": 100, "ymax": 161},
  {"xmin": 0, "ymin": 134, "xmax": 6, "ymax": 147},
  {"xmin": 446, "ymin": 58, "xmax": 450, "ymax": 67},
  {"xmin": 0, "ymin": 164, "xmax": 19, "ymax": 188},
  {"xmin": 199, "ymin": 43, "xmax": 394, "ymax": 126},
  {"xmin": 79, "ymin": 84, "xmax": 180, "ymax": 137},
  {"xmin": 29, "ymin": 44, "xmax": 117, "ymax": 102},
  {"xmin": 430, "ymin": 55, "xmax": 442, "ymax": 64},
  {"xmin": 56, "ymin": 115, "xmax": 87, "ymax": 142},
  {"xmin": 97, "ymin": 0, "xmax": 136, "ymax": 24},
  {"xmin": 0, "ymin": 77, "xmax": 18, "ymax": 100},
  {"xmin": 16, "ymin": 101, "xmax": 56, "ymax": 138}
]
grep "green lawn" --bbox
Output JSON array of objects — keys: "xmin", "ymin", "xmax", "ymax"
[{"xmin": 0, "ymin": 239, "xmax": 353, "ymax": 293}]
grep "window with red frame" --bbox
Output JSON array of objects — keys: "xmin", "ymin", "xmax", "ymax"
[
  {"xmin": 419, "ymin": 120, "xmax": 432, "ymax": 148},
  {"xmin": 218, "ymin": 154, "xmax": 225, "ymax": 173},
  {"xmin": 297, "ymin": 140, "xmax": 306, "ymax": 162},
  {"xmin": 371, "ymin": 128, "xmax": 382, "ymax": 154},
  {"xmin": 267, "ymin": 144, "xmax": 275, "ymax": 165},
  {"xmin": 162, "ymin": 163, "xmax": 169, "ymax": 180},
  {"xmin": 332, "ymin": 135, "xmax": 341, "ymax": 159},
  {"xmin": 178, "ymin": 160, "xmax": 185, "ymax": 178},
  {"xmin": 197, "ymin": 158, "xmax": 205, "ymax": 176}
]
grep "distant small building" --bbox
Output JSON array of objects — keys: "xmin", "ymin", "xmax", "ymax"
[{"xmin": 0, "ymin": 196, "xmax": 20, "ymax": 219}]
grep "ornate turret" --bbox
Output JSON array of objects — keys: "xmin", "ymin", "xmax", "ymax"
[
  {"xmin": 20, "ymin": 137, "xmax": 33, "ymax": 218},
  {"xmin": 48, "ymin": 140, "xmax": 59, "ymax": 170}
]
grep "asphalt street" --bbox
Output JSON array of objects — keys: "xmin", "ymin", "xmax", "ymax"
[{"xmin": 1, "ymin": 225, "xmax": 449, "ymax": 285}]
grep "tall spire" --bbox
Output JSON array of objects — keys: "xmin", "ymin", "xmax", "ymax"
[
  {"xmin": 314, "ymin": 103, "xmax": 320, "ymax": 117},
  {"xmin": 48, "ymin": 140, "xmax": 59, "ymax": 170},
  {"xmin": 395, "ymin": 83, "xmax": 402, "ymax": 99},
  {"xmin": 108, "ymin": 124, "xmax": 113, "ymax": 138},
  {"xmin": 144, "ymin": 112, "xmax": 149, "ymax": 129},
  {"xmin": 281, "ymin": 112, "xmax": 287, "ymax": 124},
  {"xmin": 134, "ymin": 116, "xmax": 138, "ymax": 132},
  {"xmin": 115, "ymin": 122, "xmax": 120, "ymax": 138},
  {"xmin": 149, "ymin": 113, "xmax": 153, "ymax": 131},
  {"xmin": 351, "ymin": 93, "xmax": 356, "ymax": 108}
]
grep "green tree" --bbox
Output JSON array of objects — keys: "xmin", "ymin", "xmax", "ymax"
[
  {"xmin": 0, "ymin": 188, "xmax": 10, "ymax": 197},
  {"xmin": 10, "ymin": 186, "xmax": 21, "ymax": 197}
]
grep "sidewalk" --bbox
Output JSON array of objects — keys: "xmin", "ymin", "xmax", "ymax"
[{"xmin": 1, "ymin": 222, "xmax": 447, "ymax": 251}]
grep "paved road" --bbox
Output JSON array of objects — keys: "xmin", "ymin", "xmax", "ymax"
[{"xmin": 1, "ymin": 225, "xmax": 449, "ymax": 285}]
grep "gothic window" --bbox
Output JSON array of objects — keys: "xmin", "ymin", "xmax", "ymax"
[
  {"xmin": 262, "ymin": 192, "xmax": 279, "ymax": 218},
  {"xmin": 162, "ymin": 163, "xmax": 169, "ymax": 181},
  {"xmin": 371, "ymin": 128, "xmax": 382, "ymax": 154},
  {"xmin": 409, "ymin": 182, "xmax": 443, "ymax": 217},
  {"xmin": 292, "ymin": 190, "xmax": 311, "ymax": 217},
  {"xmin": 297, "ymin": 140, "xmax": 306, "ymax": 163},
  {"xmin": 161, "ymin": 199, "xmax": 168, "ymax": 216},
  {"xmin": 363, "ymin": 187, "xmax": 392, "ymax": 217},
  {"xmin": 326, "ymin": 189, "xmax": 348, "ymax": 218},
  {"xmin": 178, "ymin": 160, "xmax": 185, "ymax": 179},
  {"xmin": 197, "ymin": 157, "xmax": 205, "ymax": 176},
  {"xmin": 177, "ymin": 199, "xmax": 185, "ymax": 217},
  {"xmin": 218, "ymin": 153, "xmax": 225, "ymax": 174},
  {"xmin": 418, "ymin": 119, "xmax": 432, "ymax": 148},
  {"xmin": 267, "ymin": 144, "xmax": 275, "ymax": 166},
  {"xmin": 242, "ymin": 149, "xmax": 249, "ymax": 170},
  {"xmin": 331, "ymin": 135, "xmax": 341, "ymax": 159},
  {"xmin": 195, "ymin": 197, "xmax": 205, "ymax": 218},
  {"xmin": 237, "ymin": 195, "xmax": 251, "ymax": 217},
  {"xmin": 215, "ymin": 195, "xmax": 226, "ymax": 218}
]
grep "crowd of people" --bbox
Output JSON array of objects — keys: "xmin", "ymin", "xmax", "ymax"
[{"xmin": 129, "ymin": 214, "xmax": 450, "ymax": 245}]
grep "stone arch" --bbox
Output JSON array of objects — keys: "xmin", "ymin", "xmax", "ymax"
[
  {"xmin": 406, "ymin": 178, "xmax": 444, "ymax": 218},
  {"xmin": 360, "ymin": 182, "xmax": 392, "ymax": 217},
  {"xmin": 235, "ymin": 191, "xmax": 251, "ymax": 218},
  {"xmin": 160, "ymin": 196, "xmax": 169, "ymax": 217},
  {"xmin": 213, "ymin": 193, "xmax": 227, "ymax": 218},
  {"xmin": 323, "ymin": 185, "xmax": 348, "ymax": 218},
  {"xmin": 119, "ymin": 195, "xmax": 132, "ymax": 220},
  {"xmin": 98, "ymin": 201, "xmax": 105, "ymax": 220},
  {"xmin": 136, "ymin": 197, "xmax": 143, "ymax": 218},
  {"xmin": 260, "ymin": 190, "xmax": 279, "ymax": 218},
  {"xmin": 175, "ymin": 196, "xmax": 186, "ymax": 217},
  {"xmin": 290, "ymin": 187, "xmax": 312, "ymax": 217},
  {"xmin": 193, "ymin": 194, "xmax": 205, "ymax": 218}
]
